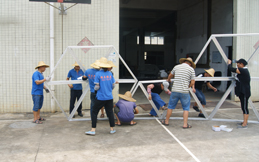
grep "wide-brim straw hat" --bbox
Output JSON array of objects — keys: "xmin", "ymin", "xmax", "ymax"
[
  {"xmin": 108, "ymin": 61, "xmax": 116, "ymax": 67},
  {"xmin": 118, "ymin": 91, "xmax": 136, "ymax": 102},
  {"xmin": 204, "ymin": 68, "xmax": 215, "ymax": 77},
  {"xmin": 95, "ymin": 57, "xmax": 112, "ymax": 68},
  {"xmin": 35, "ymin": 61, "xmax": 49, "ymax": 69},
  {"xmin": 179, "ymin": 57, "xmax": 196, "ymax": 69},
  {"xmin": 90, "ymin": 60, "xmax": 100, "ymax": 69}
]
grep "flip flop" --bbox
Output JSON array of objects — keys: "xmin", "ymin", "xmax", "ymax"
[
  {"xmin": 130, "ymin": 122, "xmax": 137, "ymax": 126},
  {"xmin": 32, "ymin": 119, "xmax": 43, "ymax": 124},
  {"xmin": 161, "ymin": 106, "xmax": 168, "ymax": 110},
  {"xmin": 38, "ymin": 117, "xmax": 46, "ymax": 121},
  {"xmin": 161, "ymin": 120, "xmax": 169, "ymax": 126},
  {"xmin": 182, "ymin": 124, "xmax": 192, "ymax": 129},
  {"xmin": 115, "ymin": 123, "xmax": 121, "ymax": 126}
]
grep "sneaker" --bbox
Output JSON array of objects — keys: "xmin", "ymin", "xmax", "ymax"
[
  {"xmin": 110, "ymin": 130, "xmax": 116, "ymax": 134},
  {"xmin": 193, "ymin": 106, "xmax": 200, "ymax": 112},
  {"xmin": 237, "ymin": 125, "xmax": 247, "ymax": 129},
  {"xmin": 237, "ymin": 122, "xmax": 248, "ymax": 125},
  {"xmin": 198, "ymin": 113, "xmax": 205, "ymax": 118},
  {"xmin": 85, "ymin": 131, "xmax": 95, "ymax": 136}
]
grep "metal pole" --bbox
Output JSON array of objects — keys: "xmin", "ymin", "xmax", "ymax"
[
  {"xmin": 44, "ymin": 84, "xmax": 68, "ymax": 119},
  {"xmin": 49, "ymin": 2, "xmax": 55, "ymax": 113},
  {"xmin": 212, "ymin": 37, "xmax": 229, "ymax": 63},
  {"xmin": 189, "ymin": 88, "xmax": 209, "ymax": 118},
  {"xmin": 195, "ymin": 36, "xmax": 213, "ymax": 64},
  {"xmin": 208, "ymin": 81, "xmax": 235, "ymax": 120},
  {"xmin": 138, "ymin": 82, "xmax": 161, "ymax": 117},
  {"xmin": 68, "ymin": 84, "xmax": 90, "ymax": 120}
]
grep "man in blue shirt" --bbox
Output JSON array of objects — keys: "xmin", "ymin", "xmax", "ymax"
[
  {"xmin": 32, "ymin": 61, "xmax": 50, "ymax": 124},
  {"xmin": 67, "ymin": 62, "xmax": 84, "ymax": 117},
  {"xmin": 82, "ymin": 60, "xmax": 100, "ymax": 116}
]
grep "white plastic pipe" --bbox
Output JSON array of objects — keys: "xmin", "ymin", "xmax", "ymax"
[{"xmin": 50, "ymin": 3, "xmax": 55, "ymax": 112}]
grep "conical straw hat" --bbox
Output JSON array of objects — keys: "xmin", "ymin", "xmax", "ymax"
[
  {"xmin": 95, "ymin": 57, "xmax": 112, "ymax": 68},
  {"xmin": 90, "ymin": 60, "xmax": 100, "ymax": 69},
  {"xmin": 35, "ymin": 61, "xmax": 49, "ymax": 69},
  {"xmin": 204, "ymin": 68, "xmax": 215, "ymax": 77},
  {"xmin": 72, "ymin": 62, "xmax": 79, "ymax": 66},
  {"xmin": 118, "ymin": 91, "xmax": 136, "ymax": 102},
  {"xmin": 108, "ymin": 61, "xmax": 116, "ymax": 67},
  {"xmin": 179, "ymin": 57, "xmax": 196, "ymax": 69}
]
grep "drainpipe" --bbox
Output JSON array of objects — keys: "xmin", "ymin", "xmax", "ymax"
[{"xmin": 50, "ymin": 3, "xmax": 55, "ymax": 112}]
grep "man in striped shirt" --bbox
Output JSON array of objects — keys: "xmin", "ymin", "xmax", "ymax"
[{"xmin": 162, "ymin": 57, "xmax": 196, "ymax": 129}]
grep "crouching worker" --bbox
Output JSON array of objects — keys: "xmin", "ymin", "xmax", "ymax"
[
  {"xmin": 147, "ymin": 82, "xmax": 171, "ymax": 117},
  {"xmin": 192, "ymin": 68, "xmax": 217, "ymax": 118},
  {"xmin": 114, "ymin": 91, "xmax": 139, "ymax": 126}
]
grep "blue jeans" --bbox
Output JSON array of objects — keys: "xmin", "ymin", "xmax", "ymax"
[
  {"xmin": 149, "ymin": 93, "xmax": 166, "ymax": 116},
  {"xmin": 168, "ymin": 92, "xmax": 190, "ymax": 111},
  {"xmin": 195, "ymin": 89, "xmax": 206, "ymax": 105},
  {"xmin": 32, "ymin": 95, "xmax": 44, "ymax": 112}
]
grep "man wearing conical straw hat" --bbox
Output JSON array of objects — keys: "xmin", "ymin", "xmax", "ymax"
[
  {"xmin": 192, "ymin": 68, "xmax": 217, "ymax": 118},
  {"xmin": 31, "ymin": 61, "xmax": 50, "ymax": 124},
  {"xmin": 82, "ymin": 60, "xmax": 100, "ymax": 116},
  {"xmin": 67, "ymin": 62, "xmax": 84, "ymax": 118},
  {"xmin": 114, "ymin": 91, "xmax": 139, "ymax": 126},
  {"xmin": 162, "ymin": 57, "xmax": 195, "ymax": 129},
  {"xmin": 85, "ymin": 57, "xmax": 116, "ymax": 136}
]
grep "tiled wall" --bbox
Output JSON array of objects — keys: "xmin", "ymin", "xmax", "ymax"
[{"xmin": 0, "ymin": 0, "xmax": 119, "ymax": 113}]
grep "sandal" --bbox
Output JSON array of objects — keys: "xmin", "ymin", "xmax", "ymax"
[
  {"xmin": 161, "ymin": 106, "xmax": 168, "ymax": 110},
  {"xmin": 115, "ymin": 122, "xmax": 121, "ymax": 126},
  {"xmin": 33, "ymin": 119, "xmax": 43, "ymax": 124},
  {"xmin": 38, "ymin": 117, "xmax": 46, "ymax": 121},
  {"xmin": 100, "ymin": 114, "xmax": 105, "ymax": 118},
  {"xmin": 182, "ymin": 124, "xmax": 192, "ymax": 129},
  {"xmin": 161, "ymin": 120, "xmax": 169, "ymax": 126},
  {"xmin": 130, "ymin": 122, "xmax": 137, "ymax": 126}
]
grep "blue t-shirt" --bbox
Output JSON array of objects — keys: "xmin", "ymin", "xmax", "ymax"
[
  {"xmin": 67, "ymin": 69, "xmax": 84, "ymax": 90},
  {"xmin": 84, "ymin": 68, "xmax": 99, "ymax": 93},
  {"xmin": 116, "ymin": 99, "xmax": 137, "ymax": 122},
  {"xmin": 31, "ymin": 71, "xmax": 44, "ymax": 95},
  {"xmin": 94, "ymin": 70, "xmax": 115, "ymax": 100}
]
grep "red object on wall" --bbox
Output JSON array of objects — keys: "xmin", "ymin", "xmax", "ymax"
[{"xmin": 58, "ymin": 0, "xmax": 63, "ymax": 2}]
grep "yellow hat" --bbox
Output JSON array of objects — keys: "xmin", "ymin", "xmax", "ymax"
[
  {"xmin": 95, "ymin": 57, "xmax": 112, "ymax": 68},
  {"xmin": 90, "ymin": 60, "xmax": 100, "ymax": 69},
  {"xmin": 179, "ymin": 57, "xmax": 196, "ymax": 69},
  {"xmin": 108, "ymin": 61, "xmax": 116, "ymax": 67},
  {"xmin": 204, "ymin": 68, "xmax": 215, "ymax": 77},
  {"xmin": 72, "ymin": 62, "xmax": 80, "ymax": 66},
  {"xmin": 35, "ymin": 61, "xmax": 49, "ymax": 69},
  {"xmin": 118, "ymin": 91, "xmax": 136, "ymax": 102},
  {"xmin": 72, "ymin": 61, "xmax": 84, "ymax": 67}
]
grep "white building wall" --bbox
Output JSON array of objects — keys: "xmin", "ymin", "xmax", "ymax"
[
  {"xmin": 0, "ymin": 0, "xmax": 119, "ymax": 113},
  {"xmin": 233, "ymin": 0, "xmax": 259, "ymax": 101}
]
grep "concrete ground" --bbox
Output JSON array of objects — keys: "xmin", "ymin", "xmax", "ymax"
[{"xmin": 1, "ymin": 84, "xmax": 259, "ymax": 162}]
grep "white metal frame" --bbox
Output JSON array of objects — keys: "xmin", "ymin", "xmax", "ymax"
[
  {"xmin": 131, "ymin": 33, "xmax": 259, "ymax": 123},
  {"xmin": 44, "ymin": 45, "xmax": 138, "ymax": 121}
]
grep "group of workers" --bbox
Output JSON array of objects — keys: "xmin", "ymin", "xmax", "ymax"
[{"xmin": 31, "ymin": 56, "xmax": 251, "ymax": 135}]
